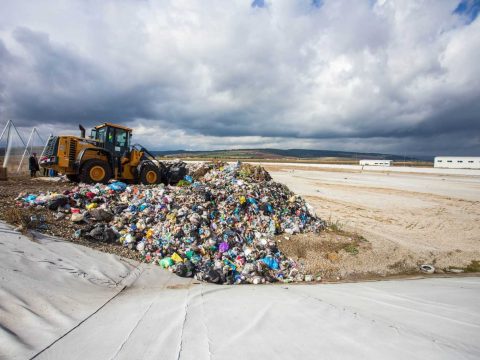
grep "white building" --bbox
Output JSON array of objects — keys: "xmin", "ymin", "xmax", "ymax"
[
  {"xmin": 359, "ymin": 159, "xmax": 392, "ymax": 166},
  {"xmin": 434, "ymin": 157, "xmax": 480, "ymax": 169}
]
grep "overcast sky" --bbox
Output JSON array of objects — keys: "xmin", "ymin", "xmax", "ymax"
[{"xmin": 0, "ymin": 0, "xmax": 479, "ymax": 156}]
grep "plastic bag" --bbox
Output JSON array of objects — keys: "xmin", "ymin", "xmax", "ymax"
[{"xmin": 108, "ymin": 182, "xmax": 127, "ymax": 191}]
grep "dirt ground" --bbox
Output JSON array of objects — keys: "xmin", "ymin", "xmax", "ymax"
[
  {"xmin": 0, "ymin": 176, "xmax": 142, "ymax": 261},
  {"xmin": 267, "ymin": 164, "xmax": 480, "ymax": 279}
]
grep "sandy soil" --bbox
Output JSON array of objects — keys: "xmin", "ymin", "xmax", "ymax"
[
  {"xmin": 255, "ymin": 161, "xmax": 480, "ymax": 175},
  {"xmin": 266, "ymin": 164, "xmax": 480, "ymax": 278}
]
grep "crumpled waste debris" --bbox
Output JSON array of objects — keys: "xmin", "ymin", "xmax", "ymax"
[
  {"xmin": 29, "ymin": 215, "xmax": 49, "ymax": 230},
  {"xmin": 86, "ymin": 223, "xmax": 117, "ymax": 243},
  {"xmin": 163, "ymin": 160, "xmax": 188, "ymax": 185},
  {"xmin": 16, "ymin": 162, "xmax": 324, "ymax": 284},
  {"xmin": 89, "ymin": 208, "xmax": 114, "ymax": 222},
  {"xmin": 108, "ymin": 182, "xmax": 127, "ymax": 192},
  {"xmin": 71, "ymin": 213, "xmax": 84, "ymax": 222},
  {"xmin": 420, "ymin": 264, "xmax": 435, "ymax": 274}
]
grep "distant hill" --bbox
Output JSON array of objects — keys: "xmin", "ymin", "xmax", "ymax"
[{"xmin": 152, "ymin": 148, "xmax": 426, "ymax": 161}]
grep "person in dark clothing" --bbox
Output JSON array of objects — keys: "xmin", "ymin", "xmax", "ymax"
[{"xmin": 29, "ymin": 153, "xmax": 40, "ymax": 178}]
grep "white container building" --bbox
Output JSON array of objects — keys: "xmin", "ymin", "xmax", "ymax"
[
  {"xmin": 359, "ymin": 159, "xmax": 392, "ymax": 166},
  {"xmin": 434, "ymin": 157, "xmax": 480, "ymax": 169}
]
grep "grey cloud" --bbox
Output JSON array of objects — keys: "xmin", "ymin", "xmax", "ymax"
[
  {"xmin": 0, "ymin": 0, "xmax": 479, "ymax": 156},
  {"xmin": 3, "ymin": 28, "xmax": 164, "ymax": 127}
]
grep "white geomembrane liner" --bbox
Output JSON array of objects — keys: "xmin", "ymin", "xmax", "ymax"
[{"xmin": 0, "ymin": 221, "xmax": 479, "ymax": 360}]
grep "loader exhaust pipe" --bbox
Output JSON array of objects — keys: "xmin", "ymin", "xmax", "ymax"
[{"xmin": 79, "ymin": 125, "xmax": 86, "ymax": 138}]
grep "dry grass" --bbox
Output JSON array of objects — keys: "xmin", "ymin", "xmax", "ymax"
[
  {"xmin": 2, "ymin": 206, "xmax": 44, "ymax": 239},
  {"xmin": 387, "ymin": 260, "xmax": 417, "ymax": 274},
  {"xmin": 278, "ymin": 223, "xmax": 370, "ymax": 278},
  {"xmin": 466, "ymin": 261, "xmax": 480, "ymax": 272},
  {"xmin": 447, "ymin": 261, "xmax": 480, "ymax": 273},
  {"xmin": 263, "ymin": 165, "xmax": 362, "ymax": 173},
  {"xmin": 3, "ymin": 207, "xmax": 26, "ymax": 226}
]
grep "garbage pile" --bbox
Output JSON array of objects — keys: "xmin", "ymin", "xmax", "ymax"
[
  {"xmin": 162, "ymin": 160, "xmax": 188, "ymax": 185},
  {"xmin": 16, "ymin": 162, "xmax": 325, "ymax": 284}
]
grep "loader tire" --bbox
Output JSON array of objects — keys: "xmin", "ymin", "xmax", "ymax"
[
  {"xmin": 80, "ymin": 159, "xmax": 111, "ymax": 184},
  {"xmin": 139, "ymin": 164, "xmax": 161, "ymax": 185}
]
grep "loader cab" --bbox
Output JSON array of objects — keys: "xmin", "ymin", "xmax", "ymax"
[{"xmin": 91, "ymin": 123, "xmax": 132, "ymax": 156}]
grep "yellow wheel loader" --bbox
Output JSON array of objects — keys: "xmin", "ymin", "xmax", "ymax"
[{"xmin": 40, "ymin": 123, "xmax": 165, "ymax": 184}]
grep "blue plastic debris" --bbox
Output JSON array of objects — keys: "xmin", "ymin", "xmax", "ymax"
[
  {"xmin": 108, "ymin": 182, "xmax": 127, "ymax": 191},
  {"xmin": 261, "ymin": 256, "xmax": 280, "ymax": 270}
]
